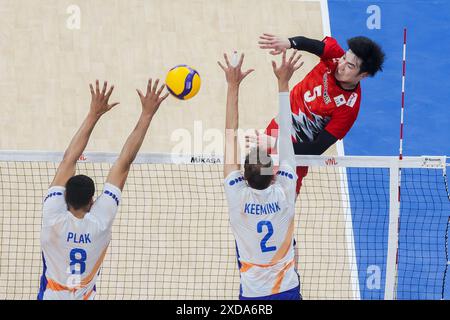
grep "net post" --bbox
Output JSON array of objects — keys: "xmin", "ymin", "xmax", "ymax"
[{"xmin": 385, "ymin": 160, "xmax": 400, "ymax": 300}]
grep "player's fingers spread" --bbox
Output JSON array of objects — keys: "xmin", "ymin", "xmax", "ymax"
[
  {"xmin": 237, "ymin": 53, "xmax": 245, "ymax": 69},
  {"xmin": 109, "ymin": 102, "xmax": 120, "ymax": 110},
  {"xmin": 136, "ymin": 89, "xmax": 144, "ymax": 100},
  {"xmin": 271, "ymin": 60, "xmax": 277, "ymax": 72},
  {"xmin": 147, "ymin": 79, "xmax": 152, "ymax": 96},
  {"xmin": 293, "ymin": 52, "xmax": 302, "ymax": 64},
  {"xmin": 156, "ymin": 83, "xmax": 165, "ymax": 96},
  {"xmin": 101, "ymin": 81, "xmax": 107, "ymax": 96},
  {"xmin": 105, "ymin": 85, "xmax": 114, "ymax": 100},
  {"xmin": 160, "ymin": 92, "xmax": 170, "ymax": 102},
  {"xmin": 95, "ymin": 80, "xmax": 100, "ymax": 95},
  {"xmin": 224, "ymin": 53, "xmax": 231, "ymax": 67},
  {"xmin": 217, "ymin": 61, "xmax": 226, "ymax": 71},
  {"xmin": 289, "ymin": 50, "xmax": 296, "ymax": 63},
  {"xmin": 152, "ymin": 79, "xmax": 160, "ymax": 94},
  {"xmin": 282, "ymin": 49, "xmax": 287, "ymax": 64},
  {"xmin": 259, "ymin": 40, "xmax": 275, "ymax": 46},
  {"xmin": 294, "ymin": 61, "xmax": 304, "ymax": 71},
  {"xmin": 89, "ymin": 84, "xmax": 95, "ymax": 97},
  {"xmin": 243, "ymin": 69, "xmax": 254, "ymax": 78}
]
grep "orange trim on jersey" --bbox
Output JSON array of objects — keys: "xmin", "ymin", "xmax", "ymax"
[
  {"xmin": 46, "ymin": 279, "xmax": 77, "ymax": 292},
  {"xmin": 44, "ymin": 245, "xmax": 109, "ymax": 294},
  {"xmin": 270, "ymin": 219, "xmax": 295, "ymax": 264},
  {"xmin": 45, "ymin": 278, "xmax": 96, "ymax": 298},
  {"xmin": 80, "ymin": 246, "xmax": 108, "ymax": 286},
  {"xmin": 83, "ymin": 289, "xmax": 94, "ymax": 300},
  {"xmin": 239, "ymin": 260, "xmax": 278, "ymax": 273},
  {"xmin": 271, "ymin": 259, "xmax": 295, "ymax": 294}
]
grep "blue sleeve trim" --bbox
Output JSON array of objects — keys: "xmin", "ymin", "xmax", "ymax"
[
  {"xmin": 104, "ymin": 190, "xmax": 120, "ymax": 206},
  {"xmin": 276, "ymin": 170, "xmax": 294, "ymax": 180},
  {"xmin": 228, "ymin": 176, "xmax": 244, "ymax": 186},
  {"xmin": 43, "ymin": 192, "xmax": 63, "ymax": 203}
]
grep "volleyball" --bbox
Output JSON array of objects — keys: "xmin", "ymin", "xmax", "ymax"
[{"xmin": 165, "ymin": 65, "xmax": 201, "ymax": 100}]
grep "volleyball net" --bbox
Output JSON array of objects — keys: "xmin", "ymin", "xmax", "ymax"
[{"xmin": 0, "ymin": 151, "xmax": 449, "ymax": 300}]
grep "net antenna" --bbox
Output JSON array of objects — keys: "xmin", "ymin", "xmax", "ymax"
[
  {"xmin": 385, "ymin": 28, "xmax": 407, "ymax": 300},
  {"xmin": 442, "ymin": 165, "xmax": 450, "ymax": 299}
]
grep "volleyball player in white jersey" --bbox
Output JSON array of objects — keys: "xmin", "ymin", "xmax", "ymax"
[
  {"xmin": 38, "ymin": 79, "xmax": 168, "ymax": 300},
  {"xmin": 219, "ymin": 50, "xmax": 303, "ymax": 300}
]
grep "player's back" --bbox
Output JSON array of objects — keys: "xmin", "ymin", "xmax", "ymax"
[
  {"xmin": 38, "ymin": 183, "xmax": 121, "ymax": 300},
  {"xmin": 224, "ymin": 165, "xmax": 299, "ymax": 298}
]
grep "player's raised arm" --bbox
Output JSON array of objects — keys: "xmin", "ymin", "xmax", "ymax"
[
  {"xmin": 271, "ymin": 50, "xmax": 303, "ymax": 169},
  {"xmin": 259, "ymin": 33, "xmax": 325, "ymax": 57},
  {"xmin": 218, "ymin": 53, "xmax": 254, "ymax": 178},
  {"xmin": 50, "ymin": 81, "xmax": 119, "ymax": 188},
  {"xmin": 106, "ymin": 79, "xmax": 168, "ymax": 191}
]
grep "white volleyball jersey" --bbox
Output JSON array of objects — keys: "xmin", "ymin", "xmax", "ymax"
[
  {"xmin": 38, "ymin": 183, "xmax": 121, "ymax": 300},
  {"xmin": 224, "ymin": 164, "xmax": 299, "ymax": 298}
]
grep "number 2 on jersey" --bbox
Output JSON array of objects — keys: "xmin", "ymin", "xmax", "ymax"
[
  {"xmin": 257, "ymin": 221, "xmax": 277, "ymax": 253},
  {"xmin": 70, "ymin": 248, "xmax": 87, "ymax": 275}
]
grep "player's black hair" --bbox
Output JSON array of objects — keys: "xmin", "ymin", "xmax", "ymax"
[
  {"xmin": 347, "ymin": 36, "xmax": 385, "ymax": 77},
  {"xmin": 65, "ymin": 175, "xmax": 95, "ymax": 210},
  {"xmin": 244, "ymin": 147, "xmax": 274, "ymax": 190}
]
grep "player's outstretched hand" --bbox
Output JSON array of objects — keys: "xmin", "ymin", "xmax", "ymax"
[
  {"xmin": 89, "ymin": 80, "xmax": 120, "ymax": 117},
  {"xmin": 245, "ymin": 130, "xmax": 277, "ymax": 152},
  {"xmin": 272, "ymin": 50, "xmax": 304, "ymax": 83},
  {"xmin": 218, "ymin": 52, "xmax": 254, "ymax": 87},
  {"xmin": 258, "ymin": 33, "xmax": 291, "ymax": 55},
  {"xmin": 136, "ymin": 79, "xmax": 169, "ymax": 117}
]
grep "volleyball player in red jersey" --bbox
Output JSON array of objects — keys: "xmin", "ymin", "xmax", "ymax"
[{"xmin": 257, "ymin": 34, "xmax": 385, "ymax": 194}]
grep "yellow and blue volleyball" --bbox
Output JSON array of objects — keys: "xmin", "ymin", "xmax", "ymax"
[{"xmin": 165, "ymin": 65, "xmax": 201, "ymax": 100}]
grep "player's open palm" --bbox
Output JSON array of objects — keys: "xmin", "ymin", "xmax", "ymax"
[
  {"xmin": 272, "ymin": 50, "xmax": 304, "ymax": 83},
  {"xmin": 259, "ymin": 33, "xmax": 291, "ymax": 55},
  {"xmin": 89, "ymin": 80, "xmax": 120, "ymax": 117},
  {"xmin": 245, "ymin": 130, "xmax": 277, "ymax": 152},
  {"xmin": 137, "ymin": 79, "xmax": 169, "ymax": 116},
  {"xmin": 218, "ymin": 52, "xmax": 254, "ymax": 86}
]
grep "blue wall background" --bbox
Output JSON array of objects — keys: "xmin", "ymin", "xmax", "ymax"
[{"xmin": 328, "ymin": 0, "xmax": 450, "ymax": 299}]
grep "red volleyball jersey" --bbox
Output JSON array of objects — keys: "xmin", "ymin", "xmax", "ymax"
[{"xmin": 266, "ymin": 37, "xmax": 361, "ymax": 143}]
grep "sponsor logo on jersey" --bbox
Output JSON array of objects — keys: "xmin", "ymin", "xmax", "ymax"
[
  {"xmin": 323, "ymin": 73, "xmax": 331, "ymax": 104},
  {"xmin": 346, "ymin": 92, "xmax": 358, "ymax": 108}
]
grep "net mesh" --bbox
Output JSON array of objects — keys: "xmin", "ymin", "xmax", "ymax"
[{"xmin": 0, "ymin": 155, "xmax": 448, "ymax": 300}]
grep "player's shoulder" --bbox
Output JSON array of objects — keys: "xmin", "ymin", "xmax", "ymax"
[
  {"xmin": 322, "ymin": 36, "xmax": 345, "ymax": 57},
  {"xmin": 97, "ymin": 183, "xmax": 122, "ymax": 205},
  {"xmin": 43, "ymin": 186, "xmax": 65, "ymax": 200},
  {"xmin": 224, "ymin": 170, "xmax": 245, "ymax": 187},
  {"xmin": 277, "ymin": 164, "xmax": 296, "ymax": 176},
  {"xmin": 274, "ymin": 165, "xmax": 297, "ymax": 186}
]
